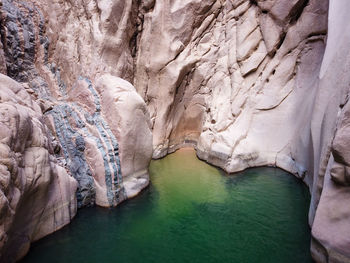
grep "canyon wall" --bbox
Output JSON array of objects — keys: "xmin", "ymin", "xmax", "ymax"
[
  {"xmin": 135, "ymin": 0, "xmax": 350, "ymax": 261},
  {"xmin": 136, "ymin": 0, "xmax": 350, "ymax": 261},
  {"xmin": 0, "ymin": 0, "xmax": 152, "ymax": 261},
  {"xmin": 0, "ymin": 0, "xmax": 349, "ymax": 262},
  {"xmin": 0, "ymin": 0, "xmax": 153, "ymax": 207},
  {"xmin": 135, "ymin": 0, "xmax": 327, "ymax": 179},
  {"xmin": 309, "ymin": 0, "xmax": 350, "ymax": 261}
]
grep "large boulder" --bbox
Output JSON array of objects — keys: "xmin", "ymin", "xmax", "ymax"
[
  {"xmin": 43, "ymin": 75, "xmax": 153, "ymax": 208},
  {"xmin": 96, "ymin": 74, "xmax": 153, "ymax": 198}
]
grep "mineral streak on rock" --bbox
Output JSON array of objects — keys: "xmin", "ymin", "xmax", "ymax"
[
  {"xmin": 48, "ymin": 104, "xmax": 96, "ymax": 208},
  {"xmin": 0, "ymin": 0, "xmax": 153, "ymax": 261}
]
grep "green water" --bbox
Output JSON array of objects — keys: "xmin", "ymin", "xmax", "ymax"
[{"xmin": 21, "ymin": 148, "xmax": 312, "ymax": 263}]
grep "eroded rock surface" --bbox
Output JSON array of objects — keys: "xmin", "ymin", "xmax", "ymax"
[
  {"xmin": 135, "ymin": 0, "xmax": 328, "ymax": 178},
  {"xmin": 135, "ymin": 0, "xmax": 350, "ymax": 262},
  {"xmin": 0, "ymin": 0, "xmax": 350, "ymax": 262},
  {"xmin": 0, "ymin": 0, "xmax": 153, "ymax": 209},
  {"xmin": 0, "ymin": 74, "xmax": 77, "ymax": 262},
  {"xmin": 0, "ymin": 0, "xmax": 153, "ymax": 261}
]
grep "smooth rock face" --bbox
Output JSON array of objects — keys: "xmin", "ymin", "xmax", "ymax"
[
  {"xmin": 310, "ymin": 1, "xmax": 350, "ymax": 261},
  {"xmin": 0, "ymin": 0, "xmax": 350, "ymax": 262},
  {"xmin": 95, "ymin": 75, "xmax": 152, "ymax": 200},
  {"xmin": 0, "ymin": 74, "xmax": 77, "ymax": 262},
  {"xmin": 135, "ymin": 0, "xmax": 328, "ymax": 174},
  {"xmin": 134, "ymin": 0, "xmax": 349, "ymax": 262}
]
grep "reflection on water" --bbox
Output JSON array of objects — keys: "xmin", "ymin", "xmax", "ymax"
[{"xmin": 21, "ymin": 148, "xmax": 312, "ymax": 263}]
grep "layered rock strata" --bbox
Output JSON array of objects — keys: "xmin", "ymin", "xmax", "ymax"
[
  {"xmin": 0, "ymin": 0, "xmax": 153, "ymax": 261},
  {"xmin": 0, "ymin": 0, "xmax": 153, "ymax": 209}
]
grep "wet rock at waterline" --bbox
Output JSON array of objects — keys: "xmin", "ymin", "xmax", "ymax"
[
  {"xmin": 0, "ymin": 1, "xmax": 153, "ymax": 257},
  {"xmin": 0, "ymin": 0, "xmax": 350, "ymax": 262},
  {"xmin": 21, "ymin": 149, "xmax": 312, "ymax": 263},
  {"xmin": 44, "ymin": 75, "xmax": 152, "ymax": 208},
  {"xmin": 0, "ymin": 71, "xmax": 153, "ymax": 262}
]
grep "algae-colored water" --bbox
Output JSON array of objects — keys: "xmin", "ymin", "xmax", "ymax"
[{"xmin": 21, "ymin": 148, "xmax": 312, "ymax": 263}]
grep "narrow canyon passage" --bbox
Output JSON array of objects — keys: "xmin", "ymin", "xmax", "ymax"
[
  {"xmin": 1, "ymin": 0, "xmax": 350, "ymax": 261},
  {"xmin": 20, "ymin": 149, "xmax": 311, "ymax": 263}
]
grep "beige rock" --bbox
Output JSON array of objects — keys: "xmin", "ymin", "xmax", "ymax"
[
  {"xmin": 330, "ymin": 163, "xmax": 350, "ymax": 186},
  {"xmin": 256, "ymin": 0, "xmax": 276, "ymax": 11},
  {"xmin": 259, "ymin": 13, "xmax": 283, "ymax": 54},
  {"xmin": 0, "ymin": 0, "xmax": 153, "ymax": 209},
  {"xmin": 304, "ymin": 0, "xmax": 350, "ymax": 261},
  {"xmin": 270, "ymin": 0, "xmax": 307, "ymax": 23},
  {"xmin": 332, "ymin": 107, "xmax": 350, "ymax": 167},
  {"xmin": 133, "ymin": 0, "xmax": 349, "ymax": 261},
  {"xmin": 134, "ymin": 0, "xmax": 328, "ymax": 181},
  {"xmin": 2, "ymin": 0, "xmax": 350, "ymax": 262},
  {"xmin": 239, "ymin": 40, "xmax": 268, "ymax": 76},
  {"xmin": 312, "ymin": 158, "xmax": 350, "ymax": 263},
  {"xmin": 95, "ymin": 74, "xmax": 153, "ymax": 199},
  {"xmin": 237, "ymin": 27, "xmax": 262, "ymax": 62},
  {"xmin": 45, "ymin": 75, "xmax": 153, "ymax": 208},
  {"xmin": 0, "ymin": 74, "xmax": 77, "ymax": 262}
]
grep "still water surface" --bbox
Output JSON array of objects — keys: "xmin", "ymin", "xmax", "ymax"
[{"xmin": 21, "ymin": 148, "xmax": 312, "ymax": 263}]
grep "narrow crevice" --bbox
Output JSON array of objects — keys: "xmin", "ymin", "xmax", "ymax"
[
  {"xmin": 289, "ymin": 0, "xmax": 310, "ymax": 25},
  {"xmin": 276, "ymin": 31, "xmax": 287, "ymax": 50},
  {"xmin": 249, "ymin": 0, "xmax": 257, "ymax": 6}
]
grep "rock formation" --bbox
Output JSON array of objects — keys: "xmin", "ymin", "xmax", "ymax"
[
  {"xmin": 0, "ymin": 74, "xmax": 77, "ymax": 262},
  {"xmin": 0, "ymin": 0, "xmax": 349, "ymax": 262},
  {"xmin": 0, "ymin": 0, "xmax": 152, "ymax": 261},
  {"xmin": 135, "ymin": 0, "xmax": 350, "ymax": 261},
  {"xmin": 308, "ymin": 1, "xmax": 350, "ymax": 261}
]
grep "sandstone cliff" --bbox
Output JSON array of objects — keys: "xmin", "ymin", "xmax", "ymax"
[{"xmin": 0, "ymin": 0, "xmax": 349, "ymax": 262}]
